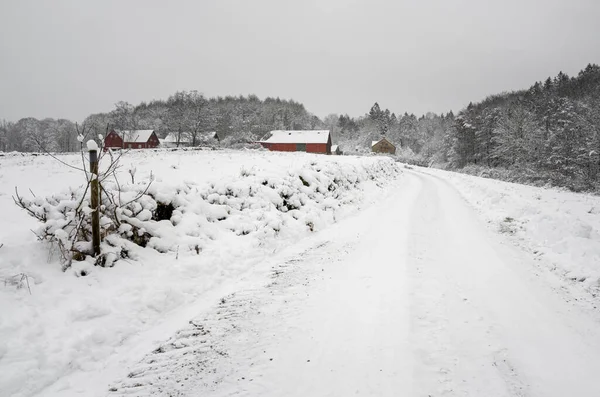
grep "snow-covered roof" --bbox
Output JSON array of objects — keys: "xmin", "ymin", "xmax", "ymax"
[
  {"xmin": 372, "ymin": 138, "xmax": 393, "ymax": 147},
  {"xmin": 200, "ymin": 131, "xmax": 218, "ymax": 140},
  {"xmin": 163, "ymin": 132, "xmax": 191, "ymax": 144},
  {"xmin": 116, "ymin": 130, "xmax": 155, "ymax": 143},
  {"xmin": 331, "ymin": 145, "xmax": 339, "ymax": 151},
  {"xmin": 260, "ymin": 130, "xmax": 330, "ymax": 144}
]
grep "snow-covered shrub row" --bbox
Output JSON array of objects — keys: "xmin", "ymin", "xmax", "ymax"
[
  {"xmin": 394, "ymin": 147, "xmax": 430, "ymax": 167},
  {"xmin": 457, "ymin": 164, "xmax": 600, "ymax": 193},
  {"xmin": 17, "ymin": 157, "xmax": 400, "ymax": 269}
]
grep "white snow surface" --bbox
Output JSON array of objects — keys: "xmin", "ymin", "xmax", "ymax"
[
  {"xmin": 260, "ymin": 130, "xmax": 330, "ymax": 144},
  {"xmin": 3, "ymin": 153, "xmax": 600, "ymax": 396},
  {"xmin": 84, "ymin": 166, "xmax": 600, "ymax": 396},
  {"xmin": 0, "ymin": 149, "xmax": 399, "ymax": 397}
]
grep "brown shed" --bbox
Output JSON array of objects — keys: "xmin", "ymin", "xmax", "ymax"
[{"xmin": 371, "ymin": 137, "xmax": 396, "ymax": 154}]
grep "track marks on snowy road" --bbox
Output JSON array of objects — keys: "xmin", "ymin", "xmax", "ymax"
[
  {"xmin": 407, "ymin": 172, "xmax": 527, "ymax": 397},
  {"xmin": 491, "ymin": 349, "xmax": 528, "ymax": 397},
  {"xmin": 107, "ymin": 240, "xmax": 341, "ymax": 396}
]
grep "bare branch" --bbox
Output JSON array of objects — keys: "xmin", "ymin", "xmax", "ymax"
[{"xmin": 13, "ymin": 187, "xmax": 46, "ymax": 221}]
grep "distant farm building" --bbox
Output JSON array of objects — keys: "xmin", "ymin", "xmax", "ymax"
[
  {"xmin": 104, "ymin": 130, "xmax": 159, "ymax": 150},
  {"xmin": 200, "ymin": 131, "xmax": 219, "ymax": 143},
  {"xmin": 331, "ymin": 145, "xmax": 342, "ymax": 155},
  {"xmin": 258, "ymin": 130, "xmax": 332, "ymax": 154},
  {"xmin": 371, "ymin": 137, "xmax": 396, "ymax": 154},
  {"xmin": 160, "ymin": 132, "xmax": 191, "ymax": 148},
  {"xmin": 160, "ymin": 131, "xmax": 219, "ymax": 148}
]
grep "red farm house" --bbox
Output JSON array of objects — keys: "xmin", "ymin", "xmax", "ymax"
[
  {"xmin": 258, "ymin": 130, "xmax": 332, "ymax": 154},
  {"xmin": 104, "ymin": 130, "xmax": 160, "ymax": 150}
]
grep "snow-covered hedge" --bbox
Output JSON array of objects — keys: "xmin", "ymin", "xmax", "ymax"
[
  {"xmin": 456, "ymin": 164, "xmax": 600, "ymax": 193},
  {"xmin": 16, "ymin": 157, "xmax": 400, "ymax": 269}
]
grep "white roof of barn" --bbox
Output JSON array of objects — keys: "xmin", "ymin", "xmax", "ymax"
[
  {"xmin": 117, "ymin": 130, "xmax": 155, "ymax": 143},
  {"xmin": 163, "ymin": 132, "xmax": 191, "ymax": 143},
  {"xmin": 260, "ymin": 130, "xmax": 330, "ymax": 144},
  {"xmin": 331, "ymin": 145, "xmax": 339, "ymax": 151},
  {"xmin": 371, "ymin": 141, "xmax": 379, "ymax": 147}
]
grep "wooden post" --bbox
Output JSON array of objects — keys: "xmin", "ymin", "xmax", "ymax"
[{"xmin": 89, "ymin": 148, "xmax": 101, "ymax": 257}]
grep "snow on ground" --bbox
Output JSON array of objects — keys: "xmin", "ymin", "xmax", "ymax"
[
  {"xmin": 417, "ymin": 166, "xmax": 600, "ymax": 299},
  {"xmin": 63, "ymin": 167, "xmax": 600, "ymax": 397},
  {"xmin": 4, "ymin": 151, "xmax": 600, "ymax": 397},
  {"xmin": 0, "ymin": 149, "xmax": 401, "ymax": 397}
]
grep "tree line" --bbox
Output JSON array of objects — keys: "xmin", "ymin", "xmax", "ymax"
[
  {"xmin": 327, "ymin": 64, "xmax": 600, "ymax": 190},
  {"xmin": 2, "ymin": 64, "xmax": 600, "ymax": 190},
  {"xmin": 448, "ymin": 64, "xmax": 600, "ymax": 190},
  {"xmin": 0, "ymin": 92, "xmax": 319, "ymax": 152},
  {"xmin": 324, "ymin": 104, "xmax": 455, "ymax": 164}
]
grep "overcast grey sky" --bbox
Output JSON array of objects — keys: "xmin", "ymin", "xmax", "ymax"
[{"xmin": 1, "ymin": 0, "xmax": 599, "ymax": 122}]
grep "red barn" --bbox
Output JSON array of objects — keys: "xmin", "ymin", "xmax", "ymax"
[
  {"xmin": 104, "ymin": 130, "xmax": 160, "ymax": 150},
  {"xmin": 258, "ymin": 130, "xmax": 332, "ymax": 154}
]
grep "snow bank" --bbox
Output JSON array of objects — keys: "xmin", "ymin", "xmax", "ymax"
[
  {"xmin": 0, "ymin": 150, "xmax": 400, "ymax": 397},
  {"xmin": 419, "ymin": 167, "xmax": 600, "ymax": 295}
]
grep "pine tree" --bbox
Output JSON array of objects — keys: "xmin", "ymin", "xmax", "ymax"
[{"xmin": 369, "ymin": 102, "xmax": 382, "ymax": 121}]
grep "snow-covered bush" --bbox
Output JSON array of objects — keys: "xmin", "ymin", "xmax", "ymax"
[
  {"xmin": 14, "ymin": 173, "xmax": 157, "ymax": 268},
  {"xmin": 12, "ymin": 133, "xmax": 161, "ymax": 269},
  {"xmin": 14, "ymin": 154, "xmax": 400, "ymax": 270}
]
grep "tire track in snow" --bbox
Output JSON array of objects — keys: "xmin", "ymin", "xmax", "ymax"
[
  {"xmin": 106, "ymin": 240, "xmax": 344, "ymax": 396},
  {"xmin": 492, "ymin": 349, "xmax": 528, "ymax": 397}
]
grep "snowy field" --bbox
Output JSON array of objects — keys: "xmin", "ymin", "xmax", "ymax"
[
  {"xmin": 0, "ymin": 149, "xmax": 400, "ymax": 397},
  {"xmin": 2, "ymin": 151, "xmax": 600, "ymax": 396}
]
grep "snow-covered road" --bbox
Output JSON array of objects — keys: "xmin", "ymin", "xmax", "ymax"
[
  {"xmin": 407, "ymin": 171, "xmax": 600, "ymax": 396},
  {"xmin": 93, "ymin": 169, "xmax": 600, "ymax": 397}
]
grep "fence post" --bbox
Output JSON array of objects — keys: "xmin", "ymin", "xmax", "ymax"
[{"xmin": 89, "ymin": 145, "xmax": 101, "ymax": 257}]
